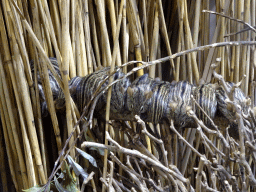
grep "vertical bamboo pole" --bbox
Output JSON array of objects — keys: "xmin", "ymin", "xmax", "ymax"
[
  {"xmin": 61, "ymin": 0, "xmax": 75, "ymax": 158},
  {"xmin": 78, "ymin": 0, "xmax": 88, "ymax": 76},
  {"xmin": 94, "ymin": 0, "xmax": 113, "ymax": 191},
  {"xmin": 157, "ymin": 0, "xmax": 176, "ymax": 79},
  {"xmin": 234, "ymin": 0, "xmax": 243, "ymax": 83},
  {"xmin": 0, "ymin": 85, "xmax": 19, "ymax": 191},
  {"xmin": 149, "ymin": 2, "xmax": 159, "ymax": 78},
  {"xmin": 142, "ymin": 0, "xmax": 149, "ymax": 62},
  {"xmin": 192, "ymin": 0, "xmax": 201, "ymax": 48},
  {"xmin": 183, "ymin": 0, "xmax": 199, "ymax": 84},
  {"xmin": 201, "ymin": 0, "xmax": 231, "ymax": 83},
  {"xmin": 0, "ymin": 58, "xmax": 28, "ymax": 189},
  {"xmin": 175, "ymin": 0, "xmax": 184, "ymax": 82},
  {"xmin": 0, "ymin": 119, "xmax": 10, "ymax": 192},
  {"xmin": 250, "ymin": 0, "xmax": 255, "ymax": 96},
  {"xmin": 243, "ymin": 0, "xmax": 250, "ymax": 95},
  {"xmin": 107, "ymin": 0, "xmax": 122, "ymax": 66},
  {"xmin": 12, "ymin": 42, "xmax": 47, "ymax": 184},
  {"xmin": 127, "ymin": 0, "xmax": 143, "ymax": 76},
  {"xmin": 89, "ymin": 0, "xmax": 102, "ymax": 68},
  {"xmin": 83, "ymin": 0, "xmax": 93, "ymax": 73}
]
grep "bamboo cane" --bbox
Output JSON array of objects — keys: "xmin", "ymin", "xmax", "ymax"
[
  {"xmin": 61, "ymin": 0, "xmax": 75, "ymax": 158},
  {"xmin": 0, "ymin": 57, "xmax": 29, "ymax": 189}
]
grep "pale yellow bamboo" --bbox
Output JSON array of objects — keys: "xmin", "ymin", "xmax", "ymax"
[
  {"xmin": 183, "ymin": 0, "xmax": 199, "ymax": 84},
  {"xmin": 12, "ymin": 43, "xmax": 47, "ymax": 184},
  {"xmin": 68, "ymin": 35, "xmax": 76, "ymax": 78},
  {"xmin": 89, "ymin": 0, "xmax": 101, "ymax": 68},
  {"xmin": 0, "ymin": 92, "xmax": 19, "ymax": 191},
  {"xmin": 243, "ymin": 0, "xmax": 250, "ymax": 95},
  {"xmin": 107, "ymin": 0, "xmax": 122, "ymax": 66},
  {"xmin": 127, "ymin": 0, "xmax": 143, "ymax": 76},
  {"xmin": 250, "ymin": 0, "xmax": 255, "ymax": 96},
  {"xmin": 180, "ymin": 40, "xmax": 187, "ymax": 80},
  {"xmin": 219, "ymin": 1, "xmax": 225, "ymax": 79},
  {"xmin": 0, "ymin": 58, "xmax": 28, "ymax": 189},
  {"xmin": 0, "ymin": 9, "xmax": 21, "ymax": 189},
  {"xmin": 147, "ymin": 0, "xmax": 155, "ymax": 51},
  {"xmin": 2, "ymin": 53, "xmax": 37, "ymax": 188},
  {"xmin": 202, "ymin": 0, "xmax": 231, "ymax": 83},
  {"xmin": 71, "ymin": 0, "xmax": 75, "ymax": 60},
  {"xmin": 192, "ymin": 0, "xmax": 201, "ymax": 48},
  {"xmin": 61, "ymin": 0, "xmax": 75, "ymax": 158},
  {"xmin": 149, "ymin": 2, "xmax": 159, "ymax": 78},
  {"xmin": 132, "ymin": 1, "xmax": 146, "ymax": 59},
  {"xmin": 39, "ymin": 0, "xmax": 61, "ymax": 62},
  {"xmin": 77, "ymin": 0, "xmax": 88, "ymax": 76},
  {"xmin": 234, "ymin": 0, "xmax": 243, "ymax": 83},
  {"xmin": 176, "ymin": 0, "xmax": 184, "ymax": 81},
  {"xmin": 20, "ymin": 1, "xmax": 63, "ymax": 157},
  {"xmin": 94, "ymin": 1, "xmax": 113, "ymax": 190},
  {"xmin": 50, "ymin": 0, "xmax": 61, "ymax": 47},
  {"xmin": 75, "ymin": 19, "xmax": 82, "ymax": 75},
  {"xmin": 33, "ymin": 57, "xmax": 48, "ymax": 176},
  {"xmin": 7, "ymin": 0, "xmax": 33, "ymax": 87},
  {"xmin": 83, "ymin": 0, "xmax": 93, "ymax": 73},
  {"xmin": 119, "ymin": 1, "xmax": 127, "ymax": 177}
]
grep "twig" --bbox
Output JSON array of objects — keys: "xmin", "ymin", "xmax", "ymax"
[
  {"xmin": 202, "ymin": 10, "xmax": 256, "ymax": 35},
  {"xmin": 80, "ymin": 172, "xmax": 95, "ymax": 192}
]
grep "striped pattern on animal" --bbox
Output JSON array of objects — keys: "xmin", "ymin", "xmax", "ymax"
[
  {"xmin": 193, "ymin": 83, "xmax": 218, "ymax": 127},
  {"xmin": 71, "ymin": 67, "xmax": 131, "ymax": 115},
  {"xmin": 35, "ymin": 59, "xmax": 251, "ymax": 139},
  {"xmin": 30, "ymin": 57, "xmax": 62, "ymax": 101}
]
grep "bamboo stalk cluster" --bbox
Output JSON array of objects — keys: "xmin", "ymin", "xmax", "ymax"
[{"xmin": 0, "ymin": 0, "xmax": 256, "ymax": 191}]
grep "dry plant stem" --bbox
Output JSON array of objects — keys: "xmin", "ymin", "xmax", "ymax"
[
  {"xmin": 5, "ymin": 55, "xmax": 36, "ymax": 187},
  {"xmin": 127, "ymin": 0, "xmax": 143, "ymax": 76},
  {"xmin": 32, "ymin": 13, "xmax": 63, "ymax": 156},
  {"xmin": 82, "ymin": 138, "xmax": 188, "ymax": 185},
  {"xmin": 80, "ymin": 172, "xmax": 95, "ymax": 192},
  {"xmin": 61, "ymin": 0, "xmax": 75, "ymax": 158},
  {"xmin": 0, "ymin": 126, "xmax": 8, "ymax": 192},
  {"xmin": 149, "ymin": 2, "xmax": 159, "ymax": 78},
  {"xmin": 223, "ymin": 181, "xmax": 232, "ymax": 192},
  {"xmin": 38, "ymin": 0, "xmax": 61, "ymax": 61},
  {"xmin": 89, "ymin": 0, "xmax": 101, "ymax": 68},
  {"xmin": 105, "ymin": 132, "xmax": 189, "ymax": 184},
  {"xmin": 187, "ymin": 107, "xmax": 229, "ymax": 152},
  {"xmin": 0, "ymin": 60, "xmax": 28, "ymax": 188},
  {"xmin": 33, "ymin": 58, "xmax": 48, "ymax": 176},
  {"xmin": 94, "ymin": 1, "xmax": 113, "ymax": 191},
  {"xmin": 157, "ymin": 0, "xmax": 175, "ymax": 76},
  {"xmin": 13, "ymin": 41, "xmax": 47, "ymax": 184},
  {"xmin": 169, "ymin": 121, "xmax": 206, "ymax": 160},
  {"xmin": 82, "ymin": 0, "xmax": 93, "ymax": 73},
  {"xmin": 190, "ymin": 96, "xmax": 230, "ymax": 148},
  {"xmin": 202, "ymin": 10, "xmax": 256, "ymax": 35},
  {"xmin": 183, "ymin": 0, "xmax": 199, "ymax": 84},
  {"xmin": 0, "ymin": 77, "xmax": 18, "ymax": 191},
  {"xmin": 192, "ymin": 0, "xmax": 201, "ymax": 47},
  {"xmin": 142, "ymin": 0, "xmax": 149, "ymax": 61},
  {"xmin": 112, "ymin": 179, "xmax": 123, "ymax": 192},
  {"xmin": 135, "ymin": 115, "xmax": 168, "ymax": 166},
  {"xmin": 201, "ymin": 0, "xmax": 231, "ymax": 83},
  {"xmin": 181, "ymin": 129, "xmax": 196, "ymax": 175},
  {"xmin": 111, "ymin": 153, "xmax": 168, "ymax": 192},
  {"xmin": 195, "ymin": 157, "xmax": 206, "ymax": 192},
  {"xmin": 108, "ymin": 161, "xmax": 114, "ymax": 191},
  {"xmin": 9, "ymin": 3, "xmax": 63, "ymax": 153}
]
